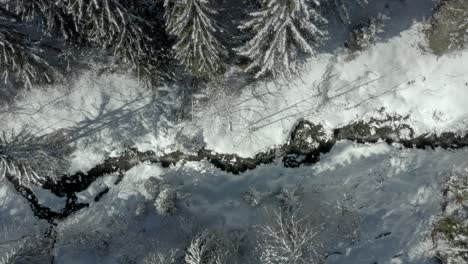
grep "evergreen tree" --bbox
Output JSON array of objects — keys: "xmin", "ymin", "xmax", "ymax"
[
  {"xmin": 238, "ymin": 0, "xmax": 327, "ymax": 79},
  {"xmin": 7, "ymin": 0, "xmax": 173, "ymax": 84},
  {"xmin": 0, "ymin": 20, "xmax": 59, "ymax": 87},
  {"xmin": 59, "ymin": 0, "xmax": 172, "ymax": 81},
  {"xmin": 0, "ymin": 129, "xmax": 70, "ymax": 186},
  {"xmin": 164, "ymin": 0, "xmax": 227, "ymax": 79},
  {"xmin": 12, "ymin": 0, "xmax": 79, "ymax": 40}
]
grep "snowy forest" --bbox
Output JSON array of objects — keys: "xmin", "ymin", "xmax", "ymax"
[
  {"xmin": 0, "ymin": 0, "xmax": 388, "ymax": 89},
  {"xmin": 0, "ymin": 0, "xmax": 468, "ymax": 263}
]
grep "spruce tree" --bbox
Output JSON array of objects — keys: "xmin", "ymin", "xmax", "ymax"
[
  {"xmin": 238, "ymin": 0, "xmax": 327, "ymax": 79},
  {"xmin": 7, "ymin": 0, "xmax": 172, "ymax": 84},
  {"xmin": 164, "ymin": 0, "xmax": 227, "ymax": 79},
  {"xmin": 58, "ymin": 0, "xmax": 172, "ymax": 81},
  {"xmin": 13, "ymin": 0, "xmax": 79, "ymax": 40},
  {"xmin": 0, "ymin": 20, "xmax": 59, "ymax": 87}
]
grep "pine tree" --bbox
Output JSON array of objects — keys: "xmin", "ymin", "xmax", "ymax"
[
  {"xmin": 0, "ymin": 129, "xmax": 70, "ymax": 186},
  {"xmin": 164, "ymin": 0, "xmax": 227, "ymax": 79},
  {"xmin": 59, "ymin": 0, "xmax": 165, "ymax": 78},
  {"xmin": 12, "ymin": 0, "xmax": 79, "ymax": 40},
  {"xmin": 0, "ymin": 20, "xmax": 59, "ymax": 87},
  {"xmin": 8, "ymin": 0, "xmax": 173, "ymax": 84},
  {"xmin": 238, "ymin": 0, "xmax": 327, "ymax": 79}
]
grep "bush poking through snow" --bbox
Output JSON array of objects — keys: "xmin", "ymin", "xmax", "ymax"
[
  {"xmin": 135, "ymin": 202, "xmax": 149, "ymax": 216},
  {"xmin": 144, "ymin": 178, "xmax": 179, "ymax": 216},
  {"xmin": 183, "ymin": 228, "xmax": 248, "ymax": 264},
  {"xmin": 432, "ymin": 171, "xmax": 468, "ymax": 263},
  {"xmin": 143, "ymin": 249, "xmax": 180, "ymax": 264},
  {"xmin": 276, "ymin": 186, "xmax": 302, "ymax": 211},
  {"xmin": 426, "ymin": 0, "xmax": 468, "ymax": 55},
  {"xmin": 155, "ymin": 187, "xmax": 178, "ymax": 216},
  {"xmin": 432, "ymin": 217, "xmax": 468, "ymax": 263},
  {"xmin": 345, "ymin": 14, "xmax": 386, "ymax": 53},
  {"xmin": 257, "ymin": 208, "xmax": 320, "ymax": 264},
  {"xmin": 444, "ymin": 172, "xmax": 468, "ymax": 207},
  {"xmin": 243, "ymin": 187, "xmax": 269, "ymax": 207},
  {"xmin": 184, "ymin": 230, "xmax": 222, "ymax": 264},
  {"xmin": 144, "ymin": 178, "xmax": 165, "ymax": 198}
]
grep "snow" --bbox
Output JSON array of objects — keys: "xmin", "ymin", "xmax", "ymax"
[
  {"xmin": 75, "ymin": 174, "xmax": 119, "ymax": 204},
  {"xmin": 0, "ymin": 23, "xmax": 468, "ymax": 163},
  {"xmin": 1, "ymin": 22, "xmax": 466, "ymax": 162},
  {"xmin": 0, "ymin": 2, "xmax": 467, "ymax": 263},
  {"xmin": 0, "ymin": 184, "xmax": 47, "ymax": 242},
  {"xmin": 32, "ymin": 186, "xmax": 67, "ymax": 212},
  {"xmin": 1, "ymin": 71, "xmax": 186, "ymax": 173},
  {"xmin": 314, "ymin": 141, "xmax": 391, "ymax": 173},
  {"xmin": 201, "ymin": 23, "xmax": 468, "ymax": 156},
  {"xmin": 42, "ymin": 142, "xmax": 468, "ymax": 263}
]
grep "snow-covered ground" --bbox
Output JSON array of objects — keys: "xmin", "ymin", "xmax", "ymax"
[
  {"xmin": 1, "ymin": 24, "xmax": 467, "ymax": 163},
  {"xmin": 33, "ymin": 142, "xmax": 468, "ymax": 263},
  {"xmin": 1, "ymin": 1, "xmax": 468, "ymax": 263},
  {"xmin": 200, "ymin": 23, "xmax": 468, "ymax": 156}
]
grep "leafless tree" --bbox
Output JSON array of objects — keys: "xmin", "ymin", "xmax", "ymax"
[{"xmin": 257, "ymin": 208, "xmax": 321, "ymax": 264}]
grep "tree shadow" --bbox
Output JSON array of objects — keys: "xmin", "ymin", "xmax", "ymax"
[
  {"xmin": 58, "ymin": 87, "xmax": 186, "ymax": 150},
  {"xmin": 319, "ymin": 0, "xmax": 435, "ymax": 54}
]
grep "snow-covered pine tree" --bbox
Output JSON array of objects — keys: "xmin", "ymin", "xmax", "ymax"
[
  {"xmin": 9, "ymin": 0, "xmax": 172, "ymax": 83},
  {"xmin": 58, "ymin": 0, "xmax": 154, "ymax": 72},
  {"xmin": 11, "ymin": 0, "xmax": 79, "ymax": 40},
  {"xmin": 0, "ymin": 20, "xmax": 58, "ymax": 87},
  {"xmin": 238, "ymin": 0, "xmax": 327, "ymax": 79},
  {"xmin": 164, "ymin": 0, "xmax": 227, "ymax": 79},
  {"xmin": 0, "ymin": 129, "xmax": 70, "ymax": 186}
]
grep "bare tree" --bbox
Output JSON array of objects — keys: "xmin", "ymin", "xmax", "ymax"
[
  {"xmin": 257, "ymin": 208, "xmax": 320, "ymax": 264},
  {"xmin": 184, "ymin": 229, "xmax": 225, "ymax": 264},
  {"xmin": 144, "ymin": 249, "xmax": 180, "ymax": 264}
]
